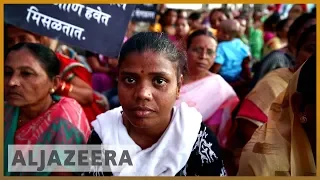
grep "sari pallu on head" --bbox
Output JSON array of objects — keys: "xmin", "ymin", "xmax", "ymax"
[
  {"xmin": 4, "ymin": 96, "xmax": 91, "ymax": 176},
  {"xmin": 237, "ymin": 61, "xmax": 316, "ymax": 176}
]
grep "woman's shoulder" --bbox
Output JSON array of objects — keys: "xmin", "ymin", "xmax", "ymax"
[
  {"xmin": 193, "ymin": 122, "xmax": 221, "ymax": 153},
  {"xmin": 54, "ymin": 96, "xmax": 88, "ymax": 122},
  {"xmin": 208, "ymin": 74, "xmax": 237, "ymax": 94},
  {"xmin": 56, "ymin": 96, "xmax": 83, "ymax": 109},
  {"xmin": 183, "ymin": 122, "xmax": 226, "ymax": 176}
]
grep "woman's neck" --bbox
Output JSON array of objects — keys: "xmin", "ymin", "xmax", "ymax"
[
  {"xmin": 20, "ymin": 96, "xmax": 54, "ymax": 121},
  {"xmin": 122, "ymin": 110, "xmax": 173, "ymax": 150}
]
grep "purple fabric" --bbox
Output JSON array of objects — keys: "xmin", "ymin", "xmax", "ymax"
[{"xmin": 92, "ymin": 73, "xmax": 114, "ymax": 93}]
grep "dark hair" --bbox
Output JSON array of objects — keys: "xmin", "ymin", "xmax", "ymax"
[
  {"xmin": 163, "ymin": 9, "xmax": 176, "ymax": 17},
  {"xmin": 297, "ymin": 53, "xmax": 316, "ymax": 105},
  {"xmin": 159, "ymin": 9, "xmax": 177, "ymax": 27},
  {"xmin": 6, "ymin": 24, "xmax": 41, "ymax": 40},
  {"xmin": 118, "ymin": 32, "xmax": 187, "ymax": 78},
  {"xmin": 187, "ymin": 29, "xmax": 217, "ymax": 49},
  {"xmin": 276, "ymin": 18, "xmax": 289, "ymax": 33},
  {"xmin": 188, "ymin": 12, "xmax": 202, "ymax": 21},
  {"xmin": 287, "ymin": 13, "xmax": 316, "ymax": 40},
  {"xmin": 5, "ymin": 42, "xmax": 60, "ymax": 79},
  {"xmin": 296, "ymin": 24, "xmax": 316, "ymax": 54},
  {"xmin": 263, "ymin": 13, "xmax": 281, "ymax": 32},
  {"xmin": 209, "ymin": 8, "xmax": 228, "ymax": 20}
]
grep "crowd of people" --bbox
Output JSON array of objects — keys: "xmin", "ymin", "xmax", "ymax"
[{"xmin": 4, "ymin": 4, "xmax": 316, "ymax": 176}]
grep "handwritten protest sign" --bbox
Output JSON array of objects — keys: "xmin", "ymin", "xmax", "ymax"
[
  {"xmin": 5, "ymin": 4, "xmax": 135, "ymax": 57},
  {"xmin": 131, "ymin": 4, "xmax": 157, "ymax": 23}
]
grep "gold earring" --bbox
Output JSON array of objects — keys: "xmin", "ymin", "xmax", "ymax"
[{"xmin": 50, "ymin": 88, "xmax": 55, "ymax": 94}]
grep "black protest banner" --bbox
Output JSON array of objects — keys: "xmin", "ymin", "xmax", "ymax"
[
  {"xmin": 131, "ymin": 4, "xmax": 157, "ymax": 23},
  {"xmin": 5, "ymin": 4, "xmax": 136, "ymax": 58}
]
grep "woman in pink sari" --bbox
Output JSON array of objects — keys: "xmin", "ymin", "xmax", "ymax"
[
  {"xmin": 175, "ymin": 29, "xmax": 239, "ymax": 148},
  {"xmin": 4, "ymin": 43, "xmax": 91, "ymax": 176},
  {"xmin": 168, "ymin": 17, "xmax": 190, "ymax": 49}
]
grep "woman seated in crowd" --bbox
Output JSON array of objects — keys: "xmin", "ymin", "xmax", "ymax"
[
  {"xmin": 262, "ymin": 13, "xmax": 282, "ymax": 57},
  {"xmin": 238, "ymin": 54, "xmax": 316, "ymax": 176},
  {"xmin": 85, "ymin": 52, "xmax": 117, "ymax": 93},
  {"xmin": 169, "ymin": 17, "xmax": 190, "ymax": 49},
  {"xmin": 4, "ymin": 43, "xmax": 91, "ymax": 176},
  {"xmin": 275, "ymin": 18, "xmax": 294, "ymax": 49},
  {"xmin": 6, "ymin": 24, "xmax": 108, "ymax": 123},
  {"xmin": 236, "ymin": 24, "xmax": 315, "ymax": 151},
  {"xmin": 288, "ymin": 4, "xmax": 308, "ymax": 20},
  {"xmin": 175, "ymin": 29, "xmax": 239, "ymax": 148},
  {"xmin": 247, "ymin": 10, "xmax": 264, "ymax": 62},
  {"xmin": 160, "ymin": 9, "xmax": 178, "ymax": 36},
  {"xmin": 84, "ymin": 32, "xmax": 227, "ymax": 176},
  {"xmin": 56, "ymin": 44, "xmax": 92, "ymax": 73},
  {"xmin": 251, "ymin": 12, "xmax": 316, "ymax": 87},
  {"xmin": 209, "ymin": 8, "xmax": 228, "ymax": 31}
]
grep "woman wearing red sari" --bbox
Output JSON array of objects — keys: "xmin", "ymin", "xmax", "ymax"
[
  {"xmin": 6, "ymin": 24, "xmax": 108, "ymax": 123},
  {"xmin": 4, "ymin": 43, "xmax": 91, "ymax": 176},
  {"xmin": 55, "ymin": 53, "xmax": 108, "ymax": 122}
]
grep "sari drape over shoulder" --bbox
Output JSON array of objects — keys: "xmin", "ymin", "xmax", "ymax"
[
  {"xmin": 4, "ymin": 96, "xmax": 91, "ymax": 176},
  {"xmin": 237, "ymin": 68, "xmax": 293, "ymax": 125},
  {"xmin": 175, "ymin": 74, "xmax": 239, "ymax": 148},
  {"xmin": 237, "ymin": 66, "xmax": 316, "ymax": 176}
]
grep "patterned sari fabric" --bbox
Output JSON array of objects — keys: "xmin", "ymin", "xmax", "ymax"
[
  {"xmin": 57, "ymin": 53, "xmax": 108, "ymax": 123},
  {"xmin": 237, "ymin": 68, "xmax": 293, "ymax": 125},
  {"xmin": 4, "ymin": 96, "xmax": 91, "ymax": 176},
  {"xmin": 237, "ymin": 66, "xmax": 316, "ymax": 176},
  {"xmin": 175, "ymin": 74, "xmax": 239, "ymax": 149}
]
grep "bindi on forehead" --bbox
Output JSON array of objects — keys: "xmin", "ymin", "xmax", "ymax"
[{"xmin": 141, "ymin": 70, "xmax": 144, "ymax": 74}]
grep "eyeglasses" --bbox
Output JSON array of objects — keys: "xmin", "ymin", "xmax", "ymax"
[{"xmin": 191, "ymin": 47, "xmax": 216, "ymax": 57}]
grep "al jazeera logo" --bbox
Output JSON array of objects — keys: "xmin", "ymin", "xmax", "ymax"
[{"xmin": 7, "ymin": 145, "xmax": 138, "ymax": 173}]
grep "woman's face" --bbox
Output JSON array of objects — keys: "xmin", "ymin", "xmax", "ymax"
[
  {"xmin": 4, "ymin": 48, "xmax": 56, "ymax": 107},
  {"xmin": 118, "ymin": 51, "xmax": 181, "ymax": 128},
  {"xmin": 280, "ymin": 19, "xmax": 294, "ymax": 39},
  {"xmin": 295, "ymin": 32, "xmax": 316, "ymax": 71},
  {"xmin": 165, "ymin": 10, "xmax": 178, "ymax": 26},
  {"xmin": 187, "ymin": 35, "xmax": 217, "ymax": 75},
  {"xmin": 210, "ymin": 11, "xmax": 227, "ymax": 29},
  {"xmin": 176, "ymin": 18, "xmax": 190, "ymax": 37},
  {"xmin": 189, "ymin": 19, "xmax": 203, "ymax": 30},
  {"xmin": 290, "ymin": 18, "xmax": 316, "ymax": 55},
  {"xmin": 7, "ymin": 27, "xmax": 39, "ymax": 48},
  {"xmin": 237, "ymin": 19, "xmax": 247, "ymax": 36},
  {"xmin": 288, "ymin": 5, "xmax": 304, "ymax": 20}
]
